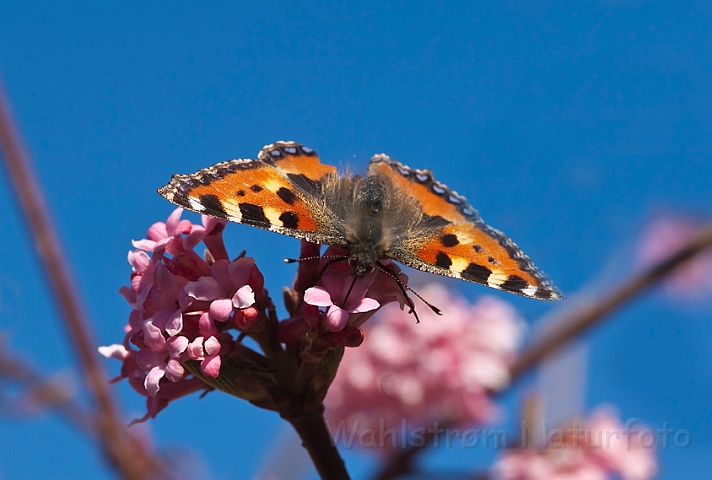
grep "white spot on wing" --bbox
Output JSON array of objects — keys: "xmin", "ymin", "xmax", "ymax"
[
  {"xmin": 487, "ymin": 272, "xmax": 508, "ymax": 289},
  {"xmin": 188, "ymin": 197, "xmax": 206, "ymax": 212},
  {"xmin": 522, "ymin": 286, "xmax": 538, "ymax": 297},
  {"xmin": 263, "ymin": 206, "xmax": 282, "ymax": 225},
  {"xmin": 222, "ymin": 199, "xmax": 243, "ymax": 221},
  {"xmin": 432, "ymin": 184, "xmax": 445, "ymax": 195},
  {"xmin": 449, "ymin": 257, "xmax": 470, "ymax": 273}
]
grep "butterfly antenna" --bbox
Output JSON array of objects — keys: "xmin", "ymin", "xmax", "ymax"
[
  {"xmin": 284, "ymin": 254, "xmax": 349, "ymax": 286},
  {"xmin": 405, "ymin": 285, "xmax": 442, "ymax": 316},
  {"xmin": 285, "ymin": 254, "xmax": 349, "ymax": 303},
  {"xmin": 376, "ymin": 262, "xmax": 420, "ymax": 323},
  {"xmin": 376, "ymin": 262, "xmax": 442, "ymax": 317},
  {"xmin": 284, "ymin": 254, "xmax": 345, "ymax": 264}
]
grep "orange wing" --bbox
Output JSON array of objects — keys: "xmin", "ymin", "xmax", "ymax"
[
  {"xmin": 157, "ymin": 141, "xmax": 344, "ymax": 245},
  {"xmin": 370, "ymin": 154, "xmax": 563, "ymax": 300}
]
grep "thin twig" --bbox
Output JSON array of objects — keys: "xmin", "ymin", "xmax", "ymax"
[
  {"xmin": 0, "ymin": 80, "xmax": 165, "ymax": 479},
  {"xmin": 0, "ymin": 339, "xmax": 93, "ymax": 431},
  {"xmin": 509, "ymin": 222, "xmax": 712, "ymax": 378},
  {"xmin": 373, "ymin": 222, "xmax": 712, "ymax": 480}
]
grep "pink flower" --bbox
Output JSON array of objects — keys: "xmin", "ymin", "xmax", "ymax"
[
  {"xmin": 185, "ymin": 313, "xmax": 234, "ymax": 379},
  {"xmin": 324, "ymin": 283, "xmax": 525, "ymax": 453},
  {"xmin": 637, "ymin": 213, "xmax": 712, "ymax": 300},
  {"xmin": 102, "ymin": 208, "xmax": 264, "ymax": 420},
  {"xmin": 182, "ymin": 257, "xmax": 259, "ymax": 324},
  {"xmin": 304, "ymin": 271, "xmax": 380, "ymax": 332},
  {"xmin": 279, "ymin": 244, "xmax": 408, "ymax": 351},
  {"xmin": 492, "ymin": 409, "xmax": 657, "ymax": 480}
]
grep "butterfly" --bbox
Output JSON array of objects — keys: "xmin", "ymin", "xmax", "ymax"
[{"xmin": 158, "ymin": 141, "xmax": 563, "ymax": 301}]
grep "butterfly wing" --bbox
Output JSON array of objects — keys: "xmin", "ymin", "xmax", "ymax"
[
  {"xmin": 157, "ymin": 141, "xmax": 345, "ymax": 245},
  {"xmin": 370, "ymin": 155, "xmax": 563, "ymax": 300}
]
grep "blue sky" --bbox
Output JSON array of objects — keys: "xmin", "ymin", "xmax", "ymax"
[{"xmin": 1, "ymin": 1, "xmax": 712, "ymax": 478}]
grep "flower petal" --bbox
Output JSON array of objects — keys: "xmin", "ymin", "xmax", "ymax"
[
  {"xmin": 164, "ymin": 358, "xmax": 185, "ymax": 382},
  {"xmin": 187, "ymin": 337, "xmax": 205, "ymax": 359},
  {"xmin": 147, "ymin": 220, "xmax": 169, "ymax": 241},
  {"xmin": 201, "ymin": 354, "xmax": 221, "ymax": 378},
  {"xmin": 321, "ymin": 272, "xmax": 345, "ymax": 297},
  {"xmin": 210, "ymin": 259, "xmax": 231, "ymax": 291},
  {"xmin": 131, "ymin": 239, "xmax": 157, "ymax": 252},
  {"xmin": 155, "ymin": 264, "xmax": 179, "ymax": 299},
  {"xmin": 348, "ymin": 297, "xmax": 380, "ymax": 313},
  {"xmin": 118, "ymin": 285, "xmax": 137, "ymax": 305},
  {"xmin": 228, "ymin": 257, "xmax": 255, "ymax": 287},
  {"xmin": 204, "ymin": 336, "xmax": 221, "ymax": 356},
  {"xmin": 144, "ymin": 366, "xmax": 166, "ymax": 397},
  {"xmin": 182, "ymin": 225, "xmax": 206, "ymax": 250},
  {"xmin": 232, "ymin": 285, "xmax": 255, "ymax": 309},
  {"xmin": 184, "ymin": 276, "xmax": 223, "ymax": 301},
  {"xmin": 164, "ymin": 309, "xmax": 183, "ymax": 336},
  {"xmin": 167, "ymin": 335, "xmax": 189, "ymax": 356},
  {"xmin": 142, "ymin": 319, "xmax": 166, "ymax": 351},
  {"xmin": 98, "ymin": 344, "xmax": 129, "ymax": 360},
  {"xmin": 128, "ymin": 250, "xmax": 151, "ymax": 273},
  {"xmin": 210, "ymin": 298, "xmax": 234, "ymax": 322},
  {"xmin": 165, "ymin": 208, "xmax": 184, "ymax": 235},
  {"xmin": 304, "ymin": 287, "xmax": 334, "ymax": 307},
  {"xmin": 199, "ymin": 312, "xmax": 219, "ymax": 337},
  {"xmin": 326, "ymin": 305, "xmax": 349, "ymax": 332}
]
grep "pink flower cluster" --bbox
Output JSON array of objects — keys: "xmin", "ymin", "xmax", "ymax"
[
  {"xmin": 102, "ymin": 209, "xmax": 407, "ymax": 420},
  {"xmin": 637, "ymin": 213, "xmax": 712, "ymax": 300},
  {"xmin": 324, "ymin": 283, "xmax": 525, "ymax": 452},
  {"xmin": 100, "ymin": 209, "xmax": 265, "ymax": 420},
  {"xmin": 492, "ymin": 410, "xmax": 657, "ymax": 480}
]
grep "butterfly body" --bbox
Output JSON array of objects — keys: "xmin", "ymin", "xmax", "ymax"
[{"xmin": 158, "ymin": 141, "xmax": 563, "ymax": 301}]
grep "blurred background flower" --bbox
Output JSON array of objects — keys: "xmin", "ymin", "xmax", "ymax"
[
  {"xmin": 637, "ymin": 213, "xmax": 712, "ymax": 301},
  {"xmin": 492, "ymin": 409, "xmax": 657, "ymax": 480},
  {"xmin": 325, "ymin": 283, "xmax": 525, "ymax": 453}
]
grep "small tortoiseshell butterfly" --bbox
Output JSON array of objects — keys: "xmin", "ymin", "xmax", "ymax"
[{"xmin": 158, "ymin": 141, "xmax": 563, "ymax": 301}]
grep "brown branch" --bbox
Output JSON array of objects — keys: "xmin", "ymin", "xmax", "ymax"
[
  {"xmin": 0, "ymin": 338, "xmax": 93, "ymax": 431},
  {"xmin": 288, "ymin": 412, "xmax": 351, "ymax": 480},
  {"xmin": 373, "ymin": 222, "xmax": 712, "ymax": 480},
  {"xmin": 509, "ymin": 222, "xmax": 712, "ymax": 379},
  {"xmin": 0, "ymin": 80, "xmax": 166, "ymax": 479}
]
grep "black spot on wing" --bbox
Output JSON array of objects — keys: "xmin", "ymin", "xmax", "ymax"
[
  {"xmin": 199, "ymin": 194, "xmax": 228, "ymax": 219},
  {"xmin": 435, "ymin": 252, "xmax": 452, "ymax": 269},
  {"xmin": 440, "ymin": 234, "xmax": 459, "ymax": 247},
  {"xmin": 239, "ymin": 203, "xmax": 270, "ymax": 228},
  {"xmin": 473, "ymin": 245, "xmax": 483, "ymax": 253},
  {"xmin": 279, "ymin": 211, "xmax": 299, "ymax": 229},
  {"xmin": 237, "ymin": 190, "xmax": 245, "ymax": 197},
  {"xmin": 500, "ymin": 275, "xmax": 529, "ymax": 293},
  {"xmin": 250, "ymin": 184, "xmax": 263, "ymax": 193},
  {"xmin": 277, "ymin": 187, "xmax": 298, "ymax": 205},
  {"xmin": 535, "ymin": 289, "xmax": 553, "ymax": 300},
  {"xmin": 461, "ymin": 263, "xmax": 492, "ymax": 282}
]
